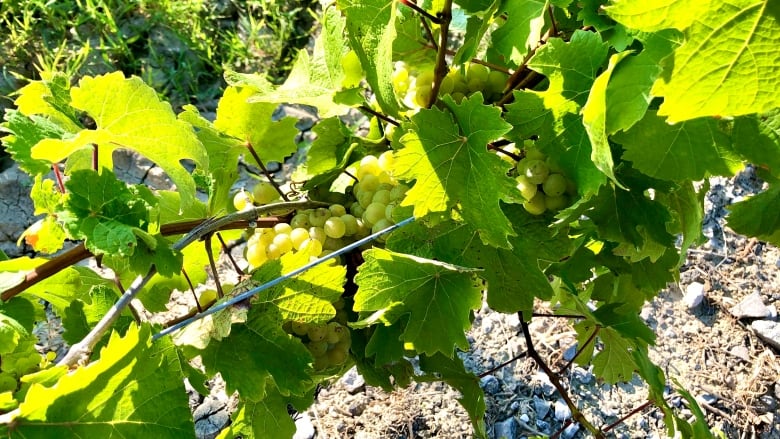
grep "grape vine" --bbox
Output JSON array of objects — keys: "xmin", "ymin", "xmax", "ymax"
[{"xmin": 1, "ymin": 1, "xmax": 779, "ymax": 438}]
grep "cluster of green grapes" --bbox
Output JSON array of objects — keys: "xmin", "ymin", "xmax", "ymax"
[
  {"xmin": 284, "ymin": 299, "xmax": 351, "ymax": 370},
  {"xmin": 514, "ymin": 144, "xmax": 576, "ymax": 215},
  {"xmin": 347, "ymin": 152, "xmax": 408, "ymax": 241},
  {"xmin": 392, "ymin": 62, "xmax": 508, "ymax": 108},
  {"xmin": 232, "ymin": 180, "xmax": 282, "ymax": 211}
]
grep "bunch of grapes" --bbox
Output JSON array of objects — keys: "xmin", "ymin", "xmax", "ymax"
[
  {"xmin": 232, "ymin": 180, "xmax": 282, "ymax": 211},
  {"xmin": 284, "ymin": 298, "xmax": 352, "ymax": 370},
  {"xmin": 392, "ymin": 62, "xmax": 508, "ymax": 108},
  {"xmin": 347, "ymin": 152, "xmax": 408, "ymax": 241},
  {"xmin": 515, "ymin": 143, "xmax": 576, "ymax": 215}
]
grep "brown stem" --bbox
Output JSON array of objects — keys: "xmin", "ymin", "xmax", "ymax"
[
  {"xmin": 423, "ymin": 44, "xmax": 512, "ymax": 74},
  {"xmin": 343, "ymin": 170, "xmax": 359, "ymax": 182},
  {"xmin": 420, "ymin": 15, "xmax": 437, "ymax": 50},
  {"xmin": 496, "ymin": 29, "xmax": 553, "ymax": 106},
  {"xmin": 519, "ymin": 312, "xmax": 604, "ymax": 438},
  {"xmin": 487, "ymin": 143, "xmax": 521, "ymax": 162},
  {"xmin": 558, "ymin": 325, "xmax": 600, "ymax": 375},
  {"xmin": 550, "ymin": 419, "xmax": 573, "ymax": 439},
  {"xmin": 92, "ymin": 144, "xmax": 98, "ymax": 171},
  {"xmin": 52, "ymin": 164, "xmax": 66, "ymax": 193},
  {"xmin": 478, "ymin": 350, "xmax": 528, "ymax": 378},
  {"xmin": 244, "ymin": 142, "xmax": 289, "ymax": 201},
  {"xmin": 601, "ymin": 400, "xmax": 654, "ymax": 433},
  {"xmin": 398, "ymin": 0, "xmax": 442, "ymax": 24},
  {"xmin": 548, "ymin": 4, "xmax": 558, "ymax": 36},
  {"xmin": 204, "ymin": 234, "xmax": 224, "ymax": 298},
  {"xmin": 428, "ymin": 0, "xmax": 453, "ymax": 108},
  {"xmin": 162, "ymin": 297, "xmax": 218, "ymax": 328},
  {"xmin": 216, "ymin": 232, "xmax": 243, "ymax": 275},
  {"xmin": 182, "ymin": 268, "xmax": 202, "ymax": 313},
  {"xmin": 358, "ymin": 105, "xmax": 400, "ymax": 127}
]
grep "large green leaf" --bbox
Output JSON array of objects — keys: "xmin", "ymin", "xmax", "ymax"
[
  {"xmin": 651, "ymin": 0, "xmax": 780, "ymax": 122},
  {"xmin": 353, "ymin": 248, "xmax": 482, "ymax": 357},
  {"xmin": 30, "ymin": 72, "xmax": 207, "ymax": 209},
  {"xmin": 727, "ymin": 185, "xmax": 780, "ymax": 246},
  {"xmin": 0, "ymin": 111, "xmax": 68, "ymax": 175},
  {"xmin": 732, "ymin": 109, "xmax": 780, "ymax": 176},
  {"xmin": 488, "ymin": 0, "xmax": 548, "ymax": 66},
  {"xmin": 604, "ymin": 0, "xmax": 710, "ymax": 32},
  {"xmin": 8, "ymin": 325, "xmax": 193, "ymax": 438},
  {"xmin": 394, "ymin": 94, "xmax": 518, "ymax": 248}
]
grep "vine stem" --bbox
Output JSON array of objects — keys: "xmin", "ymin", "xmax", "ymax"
[
  {"xmin": 55, "ymin": 200, "xmax": 326, "ymax": 368},
  {"xmin": 428, "ymin": 0, "xmax": 453, "ymax": 108},
  {"xmin": 558, "ymin": 325, "xmax": 600, "ymax": 375},
  {"xmin": 601, "ymin": 400, "xmax": 654, "ymax": 433},
  {"xmin": 398, "ymin": 0, "xmax": 441, "ymax": 24},
  {"xmin": 518, "ymin": 312, "xmax": 604, "ymax": 438},
  {"xmin": 244, "ymin": 141, "xmax": 289, "ymax": 201},
  {"xmin": 477, "ymin": 350, "xmax": 528, "ymax": 378},
  {"xmin": 358, "ymin": 105, "xmax": 400, "ymax": 127}
]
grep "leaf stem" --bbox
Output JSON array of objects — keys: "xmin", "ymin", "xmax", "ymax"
[
  {"xmin": 92, "ymin": 143, "xmax": 98, "ymax": 171},
  {"xmin": 601, "ymin": 400, "xmax": 654, "ymax": 433},
  {"xmin": 244, "ymin": 141, "xmax": 289, "ymax": 201},
  {"xmin": 420, "ymin": 15, "xmax": 437, "ymax": 50},
  {"xmin": 358, "ymin": 105, "xmax": 400, "ymax": 127},
  {"xmin": 558, "ymin": 325, "xmax": 600, "ymax": 375},
  {"xmin": 398, "ymin": 0, "xmax": 442, "ymax": 24},
  {"xmin": 477, "ymin": 350, "xmax": 528, "ymax": 378},
  {"xmin": 52, "ymin": 164, "xmax": 66, "ymax": 193},
  {"xmin": 428, "ymin": 0, "xmax": 453, "ymax": 108},
  {"xmin": 182, "ymin": 268, "xmax": 202, "ymax": 314},
  {"xmin": 216, "ymin": 232, "xmax": 244, "ymax": 275},
  {"xmin": 204, "ymin": 234, "xmax": 225, "ymax": 298}
]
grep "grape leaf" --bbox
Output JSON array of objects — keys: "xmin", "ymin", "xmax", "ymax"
[
  {"xmin": 338, "ymin": 0, "xmax": 402, "ymax": 117},
  {"xmin": 727, "ymin": 185, "xmax": 780, "ymax": 246},
  {"xmin": 198, "ymin": 305, "xmax": 314, "ymax": 399},
  {"xmin": 489, "ymin": 0, "xmax": 548, "ymax": 66},
  {"xmin": 657, "ymin": 182, "xmax": 706, "ymax": 263},
  {"xmin": 214, "ymin": 86, "xmax": 299, "ymax": 164},
  {"xmin": 455, "ymin": 0, "xmax": 495, "ymax": 13},
  {"xmin": 30, "ymin": 72, "xmax": 207, "ymax": 209},
  {"xmin": 8, "ymin": 325, "xmax": 194, "ymax": 438},
  {"xmin": 0, "ymin": 111, "xmax": 69, "ymax": 175},
  {"xmin": 419, "ymin": 354, "xmax": 487, "ymax": 439},
  {"xmin": 604, "ymin": 0, "xmax": 710, "ymax": 32},
  {"xmin": 0, "ymin": 296, "xmax": 42, "ymax": 333},
  {"xmin": 454, "ymin": 4, "xmax": 499, "ymax": 65},
  {"xmin": 353, "ymin": 248, "xmax": 482, "ymax": 357},
  {"xmin": 651, "ymin": 0, "xmax": 780, "ymax": 122},
  {"xmin": 218, "ymin": 390, "xmax": 296, "ymax": 439},
  {"xmin": 590, "ymin": 327, "xmax": 637, "ymax": 383},
  {"xmin": 394, "ymin": 94, "xmax": 518, "ymax": 248},
  {"xmin": 62, "ymin": 285, "xmax": 124, "ymax": 344},
  {"xmin": 614, "ymin": 111, "xmax": 743, "ymax": 181},
  {"xmin": 306, "ymin": 117, "xmax": 357, "ymax": 175},
  {"xmin": 732, "ymin": 109, "xmax": 780, "ymax": 176},
  {"xmin": 12, "ymin": 72, "xmax": 81, "ymax": 133},
  {"xmin": 251, "ymin": 251, "xmax": 346, "ymax": 323},
  {"xmin": 0, "ymin": 314, "xmax": 41, "ymax": 393}
]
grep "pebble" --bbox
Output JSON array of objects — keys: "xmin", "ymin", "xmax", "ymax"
[
  {"xmin": 563, "ymin": 344, "xmax": 578, "ymax": 362},
  {"xmin": 684, "ymin": 282, "xmax": 705, "ymax": 310},
  {"xmin": 534, "ymin": 395, "xmax": 551, "ymax": 419},
  {"xmin": 493, "ymin": 417, "xmax": 518, "ymax": 439},
  {"xmin": 730, "ymin": 291, "xmax": 774, "ymax": 319},
  {"xmin": 554, "ymin": 399, "xmax": 571, "ymax": 421},
  {"xmin": 562, "ymin": 423, "xmax": 580, "ymax": 439},
  {"xmin": 751, "ymin": 320, "xmax": 780, "ymax": 350},
  {"xmin": 535, "ymin": 419, "xmax": 551, "ymax": 433},
  {"xmin": 758, "ymin": 395, "xmax": 777, "ymax": 412},
  {"xmin": 572, "ymin": 366, "xmax": 594, "ymax": 384},
  {"xmin": 293, "ymin": 413, "xmax": 316, "ymax": 439},
  {"xmin": 480, "ymin": 375, "xmax": 501, "ymax": 395},
  {"xmin": 699, "ymin": 393, "xmax": 718, "ymax": 405},
  {"xmin": 340, "ymin": 367, "xmax": 366, "ymax": 394},
  {"xmin": 729, "ymin": 345, "xmax": 751, "ymax": 362},
  {"xmin": 519, "ymin": 413, "xmax": 530, "ymax": 423},
  {"xmin": 193, "ymin": 397, "xmax": 229, "ymax": 439}
]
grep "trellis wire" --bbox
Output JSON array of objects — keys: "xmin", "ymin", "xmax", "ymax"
[{"xmin": 152, "ymin": 216, "xmax": 416, "ymax": 341}]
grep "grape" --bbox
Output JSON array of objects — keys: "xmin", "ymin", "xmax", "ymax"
[
  {"xmin": 466, "ymin": 63, "xmax": 489, "ymax": 84},
  {"xmin": 355, "ymin": 219, "xmax": 371, "ymax": 237},
  {"xmin": 360, "ymin": 173, "xmax": 380, "ymax": 192},
  {"xmin": 252, "ymin": 181, "xmax": 281, "ymax": 205},
  {"xmin": 326, "ymin": 322, "xmax": 345, "ymax": 344},
  {"xmin": 309, "ymin": 208, "xmax": 331, "ymax": 227},
  {"xmin": 291, "ymin": 213, "xmax": 311, "ymax": 229},
  {"xmin": 341, "ymin": 214, "xmax": 359, "ymax": 236},
  {"xmin": 327, "ymin": 347, "xmax": 349, "ymax": 365},
  {"xmin": 290, "ymin": 227, "xmax": 309, "ymax": 249},
  {"xmin": 313, "ymin": 355, "xmax": 329, "ymax": 370},
  {"xmin": 341, "ymin": 50, "xmax": 363, "ymax": 88},
  {"xmin": 351, "ymin": 203, "xmax": 365, "ymax": 218},
  {"xmin": 308, "ymin": 226, "xmax": 327, "ymax": 243},
  {"xmin": 376, "ymin": 171, "xmax": 393, "ymax": 185},
  {"xmin": 544, "ymin": 194, "xmax": 569, "ymax": 211},
  {"xmin": 542, "ymin": 173, "xmax": 567, "ymax": 197},
  {"xmin": 272, "ymin": 233, "xmax": 293, "ymax": 254},
  {"xmin": 307, "ymin": 323, "xmax": 328, "ymax": 341},
  {"xmin": 357, "ymin": 156, "xmax": 381, "ymax": 180},
  {"xmin": 414, "ymin": 85, "xmax": 432, "ymax": 107},
  {"xmin": 232, "ymin": 190, "xmax": 253, "ymax": 211},
  {"xmin": 329, "ymin": 204, "xmax": 347, "ymax": 217},
  {"xmin": 300, "ymin": 238, "xmax": 323, "ymax": 257},
  {"xmin": 371, "ymin": 218, "xmax": 393, "ymax": 241},
  {"xmin": 257, "ymin": 228, "xmax": 275, "ymax": 245},
  {"xmin": 545, "ymin": 156, "xmax": 564, "ymax": 173},
  {"xmin": 372, "ymin": 189, "xmax": 392, "ymax": 205},
  {"xmin": 390, "ymin": 184, "xmax": 409, "ymax": 201},
  {"xmin": 246, "ymin": 242, "xmax": 267, "ymax": 267},
  {"xmin": 466, "ymin": 78, "xmax": 484, "ymax": 94},
  {"xmin": 324, "ymin": 216, "xmax": 346, "ymax": 239},
  {"xmin": 307, "ymin": 340, "xmax": 329, "ymax": 357},
  {"xmin": 486, "ymin": 70, "xmax": 507, "ymax": 95},
  {"xmin": 378, "ymin": 151, "xmax": 394, "ymax": 172},
  {"xmin": 392, "ymin": 64, "xmax": 410, "ymax": 94},
  {"xmin": 439, "ymin": 74, "xmax": 455, "ymax": 95},
  {"xmin": 385, "ymin": 203, "xmax": 396, "ymax": 222},
  {"xmin": 291, "ymin": 321, "xmax": 309, "ymax": 336},
  {"xmin": 516, "ymin": 175, "xmax": 538, "ymax": 201},
  {"xmin": 273, "ymin": 223, "xmax": 292, "ymax": 235},
  {"xmin": 524, "ymin": 146, "xmax": 546, "ymax": 161},
  {"xmin": 525, "ymin": 159, "xmax": 550, "ymax": 185},
  {"xmin": 523, "ymin": 192, "xmax": 546, "ymax": 215},
  {"xmin": 266, "ymin": 243, "xmax": 283, "ymax": 259},
  {"xmin": 363, "ymin": 202, "xmax": 387, "ymax": 226},
  {"xmin": 416, "ymin": 70, "xmax": 434, "ymax": 88},
  {"xmin": 358, "ymin": 191, "xmax": 374, "ymax": 209}
]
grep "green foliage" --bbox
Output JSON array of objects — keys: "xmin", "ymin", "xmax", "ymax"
[{"xmin": 1, "ymin": 1, "xmax": 779, "ymax": 438}]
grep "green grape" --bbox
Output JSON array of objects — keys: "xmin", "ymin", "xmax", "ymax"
[
  {"xmin": 358, "ymin": 191, "xmax": 374, "ymax": 209},
  {"xmin": 516, "ymin": 175, "xmax": 538, "ymax": 201},
  {"xmin": 439, "ymin": 74, "xmax": 455, "ymax": 95},
  {"xmin": 351, "ymin": 203, "xmax": 365, "ymax": 218},
  {"xmin": 341, "ymin": 50, "xmax": 363, "ymax": 88},
  {"xmin": 307, "ymin": 323, "xmax": 328, "ymax": 341},
  {"xmin": 232, "ymin": 190, "xmax": 253, "ymax": 211},
  {"xmin": 523, "ymin": 192, "xmax": 546, "ymax": 215},
  {"xmin": 360, "ymin": 173, "xmax": 380, "ymax": 192},
  {"xmin": 257, "ymin": 228, "xmax": 275, "ymax": 246},
  {"xmin": 313, "ymin": 355, "xmax": 329, "ymax": 370},
  {"xmin": 307, "ymin": 340, "xmax": 329, "ymax": 357},
  {"xmin": 252, "ymin": 181, "xmax": 281, "ymax": 205},
  {"xmin": 246, "ymin": 242, "xmax": 267, "ymax": 267},
  {"xmin": 466, "ymin": 63, "xmax": 490, "ymax": 84},
  {"xmin": 329, "ymin": 204, "xmax": 347, "ymax": 217},
  {"xmin": 357, "ymin": 156, "xmax": 381, "ymax": 180},
  {"xmin": 291, "ymin": 212, "xmax": 311, "ymax": 229},
  {"xmin": 545, "ymin": 156, "xmax": 564, "ymax": 173},
  {"xmin": 385, "ymin": 203, "xmax": 397, "ymax": 222},
  {"xmin": 363, "ymin": 202, "xmax": 387, "ymax": 226},
  {"xmin": 524, "ymin": 146, "xmax": 546, "ymax": 161},
  {"xmin": 451, "ymin": 71, "xmax": 469, "ymax": 94},
  {"xmin": 290, "ymin": 227, "xmax": 309, "ymax": 250},
  {"xmin": 372, "ymin": 189, "xmax": 392, "ymax": 205},
  {"xmin": 486, "ymin": 70, "xmax": 507, "ymax": 95},
  {"xmin": 376, "ymin": 171, "xmax": 394, "ymax": 185},
  {"xmin": 372, "ymin": 219, "xmax": 393, "ymax": 242},
  {"xmin": 308, "ymin": 208, "xmax": 331, "ymax": 227},
  {"xmin": 300, "ymin": 238, "xmax": 323, "ymax": 257},
  {"xmin": 266, "ymin": 243, "xmax": 282, "ymax": 259},
  {"xmin": 525, "ymin": 159, "xmax": 550, "ymax": 185},
  {"xmin": 378, "ymin": 151, "xmax": 394, "ymax": 172},
  {"xmin": 414, "ymin": 85, "xmax": 432, "ymax": 107},
  {"xmin": 341, "ymin": 214, "xmax": 359, "ymax": 236},
  {"xmin": 355, "ymin": 219, "xmax": 371, "ymax": 237},
  {"xmin": 325, "ymin": 322, "xmax": 345, "ymax": 344},
  {"xmin": 291, "ymin": 321, "xmax": 309, "ymax": 336},
  {"xmin": 416, "ymin": 70, "xmax": 434, "ymax": 88},
  {"xmin": 274, "ymin": 223, "xmax": 293, "ymax": 235},
  {"xmin": 389, "ymin": 184, "xmax": 409, "ymax": 201},
  {"xmin": 327, "ymin": 346, "xmax": 349, "ymax": 365},
  {"xmin": 324, "ymin": 216, "xmax": 346, "ymax": 239},
  {"xmin": 392, "ymin": 64, "xmax": 411, "ymax": 94},
  {"xmin": 545, "ymin": 194, "xmax": 569, "ymax": 211},
  {"xmin": 308, "ymin": 227, "xmax": 327, "ymax": 243},
  {"xmin": 272, "ymin": 233, "xmax": 293, "ymax": 254},
  {"xmin": 542, "ymin": 173, "xmax": 567, "ymax": 197}
]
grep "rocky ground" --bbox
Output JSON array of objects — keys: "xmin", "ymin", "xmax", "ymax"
[{"xmin": 2, "ymin": 107, "xmax": 779, "ymax": 439}]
